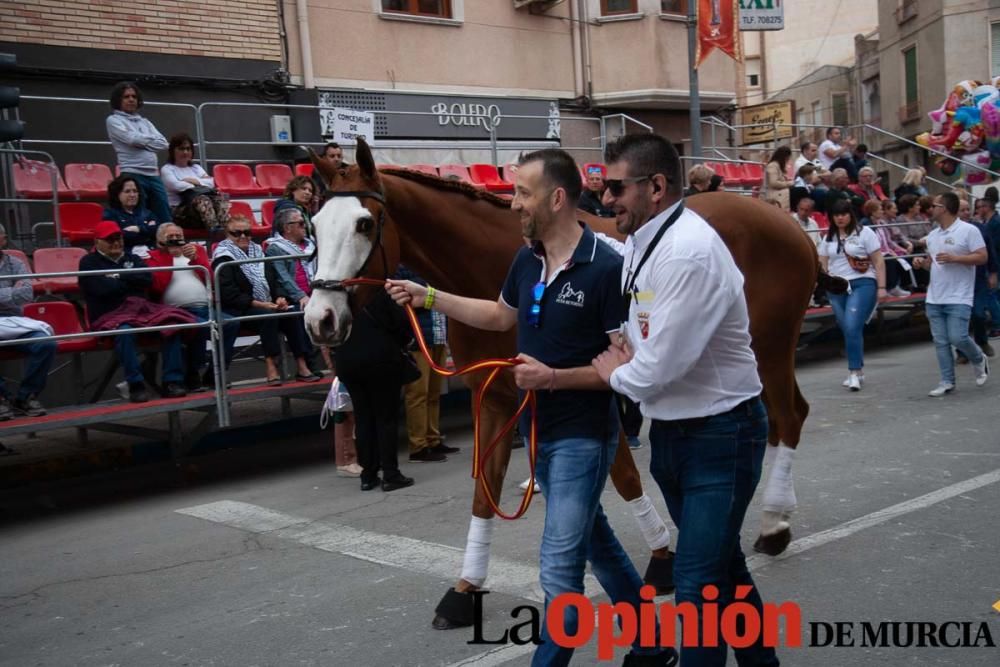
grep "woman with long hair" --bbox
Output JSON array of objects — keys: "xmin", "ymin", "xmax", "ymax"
[
  {"xmin": 160, "ymin": 133, "xmax": 230, "ymax": 231},
  {"xmin": 272, "ymin": 176, "xmax": 316, "ymax": 236},
  {"xmin": 818, "ymin": 200, "xmax": 886, "ymax": 391},
  {"xmin": 764, "ymin": 145, "xmax": 794, "ymax": 210},
  {"xmin": 101, "ymin": 175, "xmax": 158, "ymax": 258}
]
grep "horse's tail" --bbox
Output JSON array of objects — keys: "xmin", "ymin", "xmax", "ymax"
[{"xmin": 817, "ymin": 268, "xmax": 849, "ymax": 294}]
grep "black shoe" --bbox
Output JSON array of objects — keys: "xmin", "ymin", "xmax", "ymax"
[
  {"xmin": 13, "ymin": 395, "xmax": 46, "ymax": 417},
  {"xmin": 360, "ymin": 476, "xmax": 381, "ymax": 491},
  {"xmin": 129, "ymin": 383, "xmax": 150, "ymax": 403},
  {"xmin": 621, "ymin": 648, "xmax": 678, "ymax": 666},
  {"xmin": 163, "ymin": 382, "xmax": 187, "ymax": 399},
  {"xmin": 431, "ymin": 443, "xmax": 459, "ymax": 455},
  {"xmin": 186, "ymin": 373, "xmax": 207, "ymax": 393},
  {"xmin": 0, "ymin": 397, "xmax": 13, "ymax": 421},
  {"xmin": 382, "ymin": 474, "xmax": 414, "ymax": 492},
  {"xmin": 409, "ymin": 448, "xmax": 447, "ymax": 463}
]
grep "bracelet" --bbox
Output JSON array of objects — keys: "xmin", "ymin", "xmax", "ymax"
[
  {"xmin": 423, "ymin": 286, "xmax": 436, "ymax": 310},
  {"xmin": 549, "ymin": 368, "xmax": 556, "ymax": 393}
]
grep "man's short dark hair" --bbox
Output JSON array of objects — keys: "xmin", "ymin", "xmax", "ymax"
[
  {"xmin": 604, "ymin": 134, "xmax": 682, "ymax": 196},
  {"xmin": 985, "ymin": 186, "xmax": 999, "ymax": 204},
  {"xmin": 518, "ymin": 149, "xmax": 582, "ymax": 204},
  {"xmin": 826, "ymin": 127, "xmax": 839, "ymax": 139},
  {"xmin": 110, "ymin": 81, "xmax": 143, "ymax": 111},
  {"xmin": 897, "ymin": 193, "xmax": 918, "ymax": 215},
  {"xmin": 324, "ymin": 142, "xmax": 341, "ymax": 152},
  {"xmin": 800, "ymin": 141, "xmax": 815, "ymax": 152},
  {"xmin": 939, "ymin": 192, "xmax": 960, "ymax": 215},
  {"xmin": 856, "ymin": 143, "xmax": 868, "ymax": 154}
]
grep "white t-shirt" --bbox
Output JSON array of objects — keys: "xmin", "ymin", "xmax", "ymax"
[
  {"xmin": 817, "ymin": 226, "xmax": 881, "ymax": 281},
  {"xmin": 162, "ymin": 255, "xmax": 209, "ymax": 308},
  {"xmin": 793, "ymin": 154, "xmax": 821, "ymax": 176},
  {"xmin": 925, "ymin": 220, "xmax": 985, "ymax": 306},
  {"xmin": 818, "ymin": 139, "xmax": 842, "ymax": 170}
]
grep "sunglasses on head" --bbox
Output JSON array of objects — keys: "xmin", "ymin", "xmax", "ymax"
[
  {"xmin": 604, "ymin": 174, "xmax": 656, "ymax": 197},
  {"xmin": 526, "ymin": 281, "xmax": 545, "ymax": 328},
  {"xmin": 228, "ymin": 229, "xmax": 252, "ymax": 238}
]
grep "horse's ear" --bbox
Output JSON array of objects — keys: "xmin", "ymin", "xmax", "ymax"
[
  {"xmin": 355, "ymin": 137, "xmax": 379, "ymax": 184},
  {"xmin": 308, "ymin": 147, "xmax": 337, "ymax": 187}
]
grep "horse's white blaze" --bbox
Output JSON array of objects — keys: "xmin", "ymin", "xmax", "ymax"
[{"xmin": 304, "ymin": 196, "xmax": 375, "ymax": 345}]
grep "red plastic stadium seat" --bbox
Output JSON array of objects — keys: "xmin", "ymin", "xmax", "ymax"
[
  {"xmin": 468, "ymin": 164, "xmax": 512, "ymax": 192},
  {"xmin": 717, "ymin": 162, "xmax": 746, "ymax": 187},
  {"xmin": 813, "ymin": 212, "xmax": 829, "ymax": 232},
  {"xmin": 64, "ymin": 163, "xmax": 114, "ymax": 200},
  {"xmin": 13, "ymin": 160, "xmax": 74, "ymax": 200},
  {"xmin": 229, "ymin": 201, "xmax": 269, "ymax": 237},
  {"xmin": 406, "ymin": 164, "xmax": 439, "ymax": 176},
  {"xmin": 295, "ymin": 163, "xmax": 314, "ymax": 177},
  {"xmin": 255, "ymin": 163, "xmax": 294, "ymax": 196},
  {"xmin": 212, "ymin": 164, "xmax": 268, "ymax": 196},
  {"xmin": 741, "ymin": 163, "xmax": 764, "ymax": 187},
  {"xmin": 438, "ymin": 164, "xmax": 476, "ymax": 185},
  {"xmin": 58, "ymin": 202, "xmax": 103, "ymax": 244},
  {"xmin": 32, "ymin": 247, "xmax": 87, "ymax": 294},
  {"xmin": 260, "ymin": 200, "xmax": 278, "ymax": 227},
  {"xmin": 22, "ymin": 301, "xmax": 97, "ymax": 353}
]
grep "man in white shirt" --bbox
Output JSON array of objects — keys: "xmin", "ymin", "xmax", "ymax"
[
  {"xmin": 793, "ymin": 141, "xmax": 822, "ymax": 174},
  {"xmin": 913, "ymin": 192, "xmax": 989, "ymax": 396},
  {"xmin": 593, "ymin": 134, "xmax": 778, "ymax": 667},
  {"xmin": 818, "ymin": 127, "xmax": 858, "ymax": 180}
]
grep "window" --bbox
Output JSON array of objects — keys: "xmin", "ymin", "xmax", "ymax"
[
  {"xmin": 831, "ymin": 92, "xmax": 849, "ymax": 127},
  {"xmin": 381, "ymin": 0, "xmax": 451, "ymax": 17},
  {"xmin": 660, "ymin": 0, "xmax": 688, "ymax": 15},
  {"xmin": 811, "ymin": 100, "xmax": 821, "ymax": 126},
  {"xmin": 992, "ymin": 22, "xmax": 1000, "ymax": 78},
  {"xmin": 900, "ymin": 45, "xmax": 919, "ymax": 122},
  {"xmin": 602, "ymin": 0, "xmax": 637, "ymax": 15},
  {"xmin": 746, "ymin": 57, "xmax": 761, "ymax": 89}
]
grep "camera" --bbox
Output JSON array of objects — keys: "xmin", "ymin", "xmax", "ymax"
[{"xmin": 164, "ymin": 239, "xmax": 186, "ymax": 247}]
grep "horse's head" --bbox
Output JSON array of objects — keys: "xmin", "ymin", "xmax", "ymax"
[{"xmin": 304, "ymin": 137, "xmax": 399, "ymax": 346}]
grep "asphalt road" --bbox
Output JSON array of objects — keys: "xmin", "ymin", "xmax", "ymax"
[{"xmin": 2, "ymin": 340, "xmax": 999, "ymax": 667}]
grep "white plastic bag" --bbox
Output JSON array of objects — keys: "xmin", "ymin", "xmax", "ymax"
[{"xmin": 320, "ymin": 377, "xmax": 353, "ymax": 429}]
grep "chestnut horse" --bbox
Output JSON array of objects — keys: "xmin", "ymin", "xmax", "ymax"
[{"xmin": 304, "ymin": 139, "xmax": 841, "ymax": 629}]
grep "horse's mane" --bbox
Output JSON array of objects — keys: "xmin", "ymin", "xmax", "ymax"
[{"xmin": 380, "ymin": 167, "xmax": 513, "ymax": 208}]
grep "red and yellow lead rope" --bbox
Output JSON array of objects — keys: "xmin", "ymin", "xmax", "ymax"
[{"xmin": 343, "ymin": 278, "xmax": 537, "ymax": 519}]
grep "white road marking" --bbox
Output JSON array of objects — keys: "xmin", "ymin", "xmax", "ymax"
[{"xmin": 177, "ymin": 467, "xmax": 1000, "ymax": 667}]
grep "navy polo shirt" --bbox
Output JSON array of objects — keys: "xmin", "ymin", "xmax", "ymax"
[{"xmin": 500, "ymin": 225, "xmax": 623, "ymax": 442}]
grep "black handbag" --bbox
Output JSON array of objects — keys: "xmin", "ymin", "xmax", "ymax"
[{"xmin": 180, "ymin": 185, "xmax": 218, "ymax": 205}]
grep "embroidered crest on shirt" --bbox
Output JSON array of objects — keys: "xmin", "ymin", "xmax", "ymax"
[
  {"xmin": 555, "ymin": 282, "xmax": 585, "ymax": 307},
  {"xmin": 638, "ymin": 311, "xmax": 650, "ymax": 339}
]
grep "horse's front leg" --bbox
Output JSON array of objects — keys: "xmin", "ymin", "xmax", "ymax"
[
  {"xmin": 432, "ymin": 379, "xmax": 515, "ymax": 630},
  {"xmin": 608, "ymin": 431, "xmax": 675, "ymax": 594}
]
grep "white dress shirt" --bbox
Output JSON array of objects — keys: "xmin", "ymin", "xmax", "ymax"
[{"xmin": 610, "ymin": 202, "xmax": 762, "ymax": 420}]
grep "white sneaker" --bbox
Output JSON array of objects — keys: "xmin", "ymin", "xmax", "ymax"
[
  {"xmin": 842, "ymin": 373, "xmax": 864, "ymax": 388},
  {"xmin": 888, "ymin": 286, "xmax": 911, "ymax": 297},
  {"xmin": 975, "ymin": 356, "xmax": 990, "ymax": 386},
  {"xmin": 116, "ymin": 380, "xmax": 130, "ymax": 400},
  {"xmin": 336, "ymin": 463, "xmax": 363, "ymax": 477},
  {"xmin": 847, "ymin": 374, "xmax": 862, "ymax": 391},
  {"xmin": 928, "ymin": 382, "xmax": 955, "ymax": 397},
  {"xmin": 518, "ymin": 478, "xmax": 541, "ymax": 493}
]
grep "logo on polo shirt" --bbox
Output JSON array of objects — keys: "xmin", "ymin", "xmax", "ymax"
[{"xmin": 555, "ymin": 282, "xmax": 585, "ymax": 308}]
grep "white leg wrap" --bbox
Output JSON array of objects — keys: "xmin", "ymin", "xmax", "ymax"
[
  {"xmin": 628, "ymin": 494, "xmax": 671, "ymax": 551},
  {"xmin": 761, "ymin": 444, "xmax": 797, "ymax": 514},
  {"xmin": 460, "ymin": 516, "xmax": 494, "ymax": 587}
]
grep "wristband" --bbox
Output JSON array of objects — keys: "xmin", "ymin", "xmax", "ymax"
[{"xmin": 423, "ymin": 286, "xmax": 436, "ymax": 310}]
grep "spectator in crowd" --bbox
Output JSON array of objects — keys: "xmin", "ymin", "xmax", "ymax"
[
  {"xmin": 794, "ymin": 141, "xmax": 822, "ymax": 174},
  {"xmin": 918, "ymin": 195, "xmax": 936, "ymax": 221},
  {"xmin": 984, "ymin": 186, "xmax": 999, "ymax": 208},
  {"xmin": 706, "ymin": 172, "xmax": 724, "ymax": 192},
  {"xmin": 273, "ymin": 176, "xmax": 316, "ymax": 237},
  {"xmin": 913, "ymin": 193, "xmax": 989, "ymax": 396},
  {"xmin": 311, "ymin": 142, "xmax": 346, "ymax": 197},
  {"xmin": 960, "ymin": 198, "xmax": 1000, "ymax": 360},
  {"xmin": 894, "ymin": 168, "xmax": 926, "ymax": 201},
  {"xmin": 106, "ymin": 81, "xmax": 172, "ymax": 224},
  {"xmin": 896, "ymin": 194, "xmax": 931, "ymax": 250},
  {"xmin": 334, "ymin": 288, "xmax": 417, "ymax": 492},
  {"xmin": 147, "ymin": 223, "xmax": 239, "ymax": 391},
  {"xmin": 764, "ymin": 145, "xmax": 794, "ymax": 210},
  {"xmin": 818, "ymin": 199, "xmax": 886, "ymax": 391},
  {"xmin": 848, "ymin": 167, "xmax": 888, "ymax": 206},
  {"xmin": 880, "ymin": 199, "xmax": 910, "ymax": 250},
  {"xmin": 864, "ymin": 200, "xmax": 912, "ymax": 297},
  {"xmin": 102, "ymin": 175, "xmax": 159, "ymax": 259},
  {"xmin": 0, "ymin": 224, "xmax": 55, "ymax": 419},
  {"xmin": 819, "ymin": 127, "xmax": 859, "ymax": 180},
  {"xmin": 851, "ymin": 143, "xmax": 870, "ymax": 174},
  {"xmin": 825, "ymin": 168, "xmax": 864, "ymax": 214},
  {"xmin": 160, "ymin": 133, "xmax": 230, "ymax": 232},
  {"xmin": 212, "ymin": 215, "xmax": 319, "ymax": 385},
  {"xmin": 793, "ymin": 196, "xmax": 822, "ymax": 246},
  {"xmin": 264, "ymin": 207, "xmax": 328, "ymax": 374},
  {"xmin": 791, "ymin": 163, "xmax": 828, "ymax": 213},
  {"xmin": 394, "ymin": 265, "xmax": 457, "ymax": 464},
  {"xmin": 683, "ymin": 163, "xmax": 715, "ymax": 197},
  {"xmin": 578, "ymin": 167, "xmax": 615, "ymax": 217},
  {"xmin": 79, "ymin": 221, "xmax": 194, "ymax": 403},
  {"xmin": 980, "ymin": 196, "xmax": 1000, "ymax": 336}
]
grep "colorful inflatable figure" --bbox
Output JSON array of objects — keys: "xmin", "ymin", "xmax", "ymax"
[{"xmin": 918, "ymin": 80, "xmax": 1000, "ymax": 185}]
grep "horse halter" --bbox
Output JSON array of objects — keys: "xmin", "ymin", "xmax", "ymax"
[{"xmin": 309, "ymin": 189, "xmax": 389, "ymax": 293}]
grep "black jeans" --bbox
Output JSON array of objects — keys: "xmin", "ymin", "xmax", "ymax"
[
  {"xmin": 237, "ymin": 306, "xmax": 313, "ymax": 360},
  {"xmin": 342, "ymin": 374, "xmax": 404, "ymax": 483}
]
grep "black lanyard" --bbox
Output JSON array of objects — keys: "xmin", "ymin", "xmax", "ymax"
[{"xmin": 621, "ymin": 203, "xmax": 685, "ymax": 322}]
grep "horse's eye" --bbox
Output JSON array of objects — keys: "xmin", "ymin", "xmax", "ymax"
[{"xmin": 356, "ymin": 217, "xmax": 374, "ymax": 234}]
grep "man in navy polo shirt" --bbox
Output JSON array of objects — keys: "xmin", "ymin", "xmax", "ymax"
[{"xmin": 387, "ymin": 149, "xmax": 677, "ymax": 667}]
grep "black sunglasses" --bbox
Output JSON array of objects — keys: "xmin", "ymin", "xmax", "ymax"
[
  {"xmin": 605, "ymin": 174, "xmax": 657, "ymax": 197},
  {"xmin": 526, "ymin": 281, "xmax": 545, "ymax": 328},
  {"xmin": 228, "ymin": 229, "xmax": 252, "ymax": 238}
]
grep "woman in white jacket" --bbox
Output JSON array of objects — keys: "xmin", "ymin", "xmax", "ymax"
[{"xmin": 160, "ymin": 133, "xmax": 230, "ymax": 230}]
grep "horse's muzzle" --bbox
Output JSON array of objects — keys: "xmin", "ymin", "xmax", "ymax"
[{"xmin": 304, "ymin": 292, "xmax": 352, "ymax": 346}]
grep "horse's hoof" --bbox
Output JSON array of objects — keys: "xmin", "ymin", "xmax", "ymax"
[
  {"xmin": 432, "ymin": 587, "xmax": 475, "ymax": 630},
  {"xmin": 753, "ymin": 527, "xmax": 792, "ymax": 556},
  {"xmin": 643, "ymin": 551, "xmax": 675, "ymax": 595}
]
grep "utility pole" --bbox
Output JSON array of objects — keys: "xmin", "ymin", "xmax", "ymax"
[{"xmin": 687, "ymin": 0, "xmax": 702, "ymax": 162}]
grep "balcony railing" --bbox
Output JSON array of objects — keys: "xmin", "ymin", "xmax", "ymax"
[
  {"xmin": 899, "ymin": 100, "xmax": 921, "ymax": 123},
  {"xmin": 895, "ymin": 0, "xmax": 918, "ymax": 24}
]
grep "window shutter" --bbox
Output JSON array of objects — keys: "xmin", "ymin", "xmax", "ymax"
[{"xmin": 992, "ymin": 23, "xmax": 1000, "ymax": 77}]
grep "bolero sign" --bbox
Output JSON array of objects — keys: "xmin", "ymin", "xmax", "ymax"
[{"xmin": 737, "ymin": 100, "xmax": 795, "ymax": 145}]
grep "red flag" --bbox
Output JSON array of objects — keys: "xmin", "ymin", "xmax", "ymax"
[{"xmin": 696, "ymin": 0, "xmax": 742, "ymax": 68}]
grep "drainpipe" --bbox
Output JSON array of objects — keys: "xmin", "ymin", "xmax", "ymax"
[
  {"xmin": 578, "ymin": 0, "xmax": 593, "ymax": 100},
  {"xmin": 569, "ymin": 0, "xmax": 584, "ymax": 98},
  {"xmin": 296, "ymin": 0, "xmax": 315, "ymax": 89}
]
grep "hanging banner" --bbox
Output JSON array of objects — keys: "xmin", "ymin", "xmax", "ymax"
[{"xmin": 695, "ymin": 0, "xmax": 742, "ymax": 68}]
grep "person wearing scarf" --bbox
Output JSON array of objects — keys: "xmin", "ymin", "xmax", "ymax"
[{"xmin": 211, "ymin": 215, "xmax": 320, "ymax": 385}]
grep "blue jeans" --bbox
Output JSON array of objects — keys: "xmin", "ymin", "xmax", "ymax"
[
  {"xmin": 926, "ymin": 303, "xmax": 983, "ymax": 384},
  {"xmin": 649, "ymin": 397, "xmax": 779, "ymax": 667},
  {"xmin": 827, "ymin": 277, "xmax": 877, "ymax": 371},
  {"xmin": 184, "ymin": 306, "xmax": 239, "ymax": 373},
  {"xmin": 0, "ymin": 331, "xmax": 56, "ymax": 400},
  {"xmin": 532, "ymin": 434, "xmax": 663, "ymax": 667},
  {"xmin": 114, "ymin": 324, "xmax": 184, "ymax": 385},
  {"xmin": 123, "ymin": 172, "xmax": 172, "ymax": 224},
  {"xmin": 971, "ymin": 285, "xmax": 1000, "ymax": 344}
]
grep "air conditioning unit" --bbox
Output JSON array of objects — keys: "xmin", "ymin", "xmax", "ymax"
[{"xmin": 513, "ymin": 0, "xmax": 565, "ymax": 11}]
